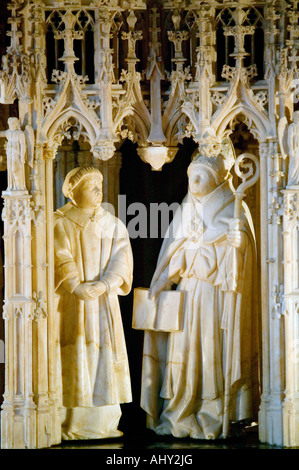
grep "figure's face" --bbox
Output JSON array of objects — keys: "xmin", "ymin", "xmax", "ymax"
[
  {"xmin": 188, "ymin": 167, "xmax": 218, "ymax": 199},
  {"xmin": 8, "ymin": 118, "xmax": 19, "ymax": 131},
  {"xmin": 71, "ymin": 175, "xmax": 103, "ymax": 210}
]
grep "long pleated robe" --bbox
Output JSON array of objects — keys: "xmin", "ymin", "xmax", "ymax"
[
  {"xmin": 54, "ymin": 202, "xmax": 133, "ymax": 439},
  {"xmin": 141, "ymin": 180, "xmax": 259, "ymax": 439}
]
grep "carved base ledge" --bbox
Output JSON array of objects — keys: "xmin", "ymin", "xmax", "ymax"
[
  {"xmin": 258, "ymin": 393, "xmax": 284, "ymax": 446},
  {"xmin": 283, "ymin": 397, "xmax": 299, "ymax": 447},
  {"xmin": 1, "ymin": 400, "xmax": 36, "ymax": 449}
]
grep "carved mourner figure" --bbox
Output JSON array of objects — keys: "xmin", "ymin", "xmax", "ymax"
[
  {"xmin": 287, "ymin": 111, "xmax": 299, "ymax": 186},
  {"xmin": 54, "ymin": 167, "xmax": 133, "ymax": 440},
  {"xmin": 140, "ymin": 153, "xmax": 259, "ymax": 439},
  {"xmin": 0, "ymin": 117, "xmax": 34, "ymax": 192}
]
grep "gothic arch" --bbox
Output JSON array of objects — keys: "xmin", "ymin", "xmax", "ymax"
[
  {"xmin": 45, "ymin": 108, "xmax": 98, "ymax": 150},
  {"xmin": 214, "ymin": 105, "xmax": 272, "ymax": 144},
  {"xmin": 1, "ymin": 0, "xmax": 298, "ymax": 450},
  {"xmin": 116, "ymin": 109, "xmax": 151, "ymax": 147},
  {"xmin": 164, "ymin": 108, "xmax": 186, "ymax": 146}
]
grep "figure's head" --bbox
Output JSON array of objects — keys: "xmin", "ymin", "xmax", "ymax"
[
  {"xmin": 62, "ymin": 166, "xmax": 103, "ymax": 211},
  {"xmin": 187, "ymin": 153, "xmax": 227, "ymax": 199},
  {"xmin": 8, "ymin": 117, "xmax": 20, "ymax": 131}
]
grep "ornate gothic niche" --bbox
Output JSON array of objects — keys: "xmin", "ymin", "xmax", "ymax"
[
  {"xmin": 184, "ymin": 9, "xmax": 199, "ymax": 79},
  {"xmin": 46, "ymin": 103, "xmax": 99, "ymax": 149},
  {"xmin": 161, "ymin": 9, "xmax": 176, "ymax": 76},
  {"xmin": 46, "ymin": 9, "xmax": 95, "ymax": 84},
  {"xmin": 53, "ymin": 135, "xmax": 94, "ymax": 210},
  {"xmin": 133, "ymin": 10, "xmax": 149, "ymax": 75},
  {"xmin": 51, "ymin": 116, "xmax": 94, "ymax": 210},
  {"xmin": 114, "ymin": 114, "xmax": 146, "ymax": 148},
  {"xmin": 159, "ymin": 8, "xmax": 192, "ymax": 105},
  {"xmin": 110, "ymin": 9, "xmax": 147, "ymax": 80},
  {"xmin": 215, "ymin": 5, "xmax": 264, "ymax": 82},
  {"xmin": 230, "ymin": 115, "xmax": 259, "ymax": 154},
  {"xmin": 163, "ymin": 110, "xmax": 193, "ymax": 146},
  {"xmin": 46, "ymin": 9, "xmax": 65, "ymax": 82},
  {"xmin": 110, "ymin": 10, "xmax": 126, "ymax": 83}
]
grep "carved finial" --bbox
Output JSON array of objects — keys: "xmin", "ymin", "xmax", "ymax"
[
  {"xmin": 172, "ymin": 10, "xmax": 181, "ymax": 31},
  {"xmin": 127, "ymin": 9, "xmax": 137, "ymax": 30},
  {"xmin": 55, "ymin": 10, "xmax": 84, "ymax": 67},
  {"xmin": 122, "ymin": 10, "xmax": 143, "ymax": 63}
]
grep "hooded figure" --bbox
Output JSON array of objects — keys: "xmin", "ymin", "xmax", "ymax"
[
  {"xmin": 54, "ymin": 167, "xmax": 133, "ymax": 440},
  {"xmin": 140, "ymin": 153, "xmax": 259, "ymax": 439}
]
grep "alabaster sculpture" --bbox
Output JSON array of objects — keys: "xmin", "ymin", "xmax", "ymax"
[
  {"xmin": 0, "ymin": 117, "xmax": 34, "ymax": 192},
  {"xmin": 54, "ymin": 167, "xmax": 133, "ymax": 440},
  {"xmin": 140, "ymin": 153, "xmax": 259, "ymax": 440},
  {"xmin": 287, "ymin": 111, "xmax": 299, "ymax": 186}
]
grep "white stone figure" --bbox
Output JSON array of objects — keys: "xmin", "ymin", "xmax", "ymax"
[
  {"xmin": 278, "ymin": 111, "xmax": 299, "ymax": 186},
  {"xmin": 140, "ymin": 153, "xmax": 259, "ymax": 440},
  {"xmin": 54, "ymin": 167, "xmax": 133, "ymax": 440},
  {"xmin": 0, "ymin": 117, "xmax": 34, "ymax": 192},
  {"xmin": 287, "ymin": 111, "xmax": 299, "ymax": 186}
]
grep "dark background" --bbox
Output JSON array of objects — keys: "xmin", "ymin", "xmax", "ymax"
[{"xmin": 118, "ymin": 138, "xmax": 196, "ymax": 435}]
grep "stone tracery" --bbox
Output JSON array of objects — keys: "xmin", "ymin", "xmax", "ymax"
[{"xmin": 0, "ymin": 0, "xmax": 298, "ymax": 448}]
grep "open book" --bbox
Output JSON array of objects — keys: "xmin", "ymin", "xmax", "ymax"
[{"xmin": 132, "ymin": 287, "xmax": 184, "ymax": 332}]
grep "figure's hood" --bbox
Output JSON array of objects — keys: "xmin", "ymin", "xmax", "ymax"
[{"xmin": 151, "ymin": 180, "xmax": 252, "ymax": 287}]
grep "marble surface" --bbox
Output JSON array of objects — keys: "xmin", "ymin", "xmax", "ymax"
[
  {"xmin": 54, "ymin": 167, "xmax": 133, "ymax": 440},
  {"xmin": 0, "ymin": 0, "xmax": 298, "ymax": 450},
  {"xmin": 140, "ymin": 154, "xmax": 259, "ymax": 441}
]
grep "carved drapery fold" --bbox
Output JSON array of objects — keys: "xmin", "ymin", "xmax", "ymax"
[{"xmin": 0, "ymin": 0, "xmax": 298, "ymax": 449}]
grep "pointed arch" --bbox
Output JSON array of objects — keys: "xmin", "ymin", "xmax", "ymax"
[
  {"xmin": 115, "ymin": 108, "xmax": 151, "ymax": 147},
  {"xmin": 213, "ymin": 104, "xmax": 272, "ymax": 143},
  {"xmin": 45, "ymin": 108, "xmax": 98, "ymax": 148},
  {"xmin": 164, "ymin": 108, "xmax": 187, "ymax": 146}
]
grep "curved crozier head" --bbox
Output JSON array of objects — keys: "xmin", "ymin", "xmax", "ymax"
[
  {"xmin": 187, "ymin": 152, "xmax": 227, "ymax": 198},
  {"xmin": 8, "ymin": 117, "xmax": 20, "ymax": 131},
  {"xmin": 62, "ymin": 166, "xmax": 103, "ymax": 210}
]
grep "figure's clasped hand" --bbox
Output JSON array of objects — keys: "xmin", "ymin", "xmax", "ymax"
[
  {"xmin": 74, "ymin": 281, "xmax": 107, "ymax": 301},
  {"xmin": 227, "ymin": 218, "xmax": 245, "ymax": 249}
]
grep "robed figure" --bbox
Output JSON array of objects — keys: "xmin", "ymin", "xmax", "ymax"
[
  {"xmin": 54, "ymin": 167, "xmax": 133, "ymax": 440},
  {"xmin": 141, "ymin": 154, "xmax": 259, "ymax": 439},
  {"xmin": 0, "ymin": 117, "xmax": 34, "ymax": 192},
  {"xmin": 287, "ymin": 111, "xmax": 299, "ymax": 186}
]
